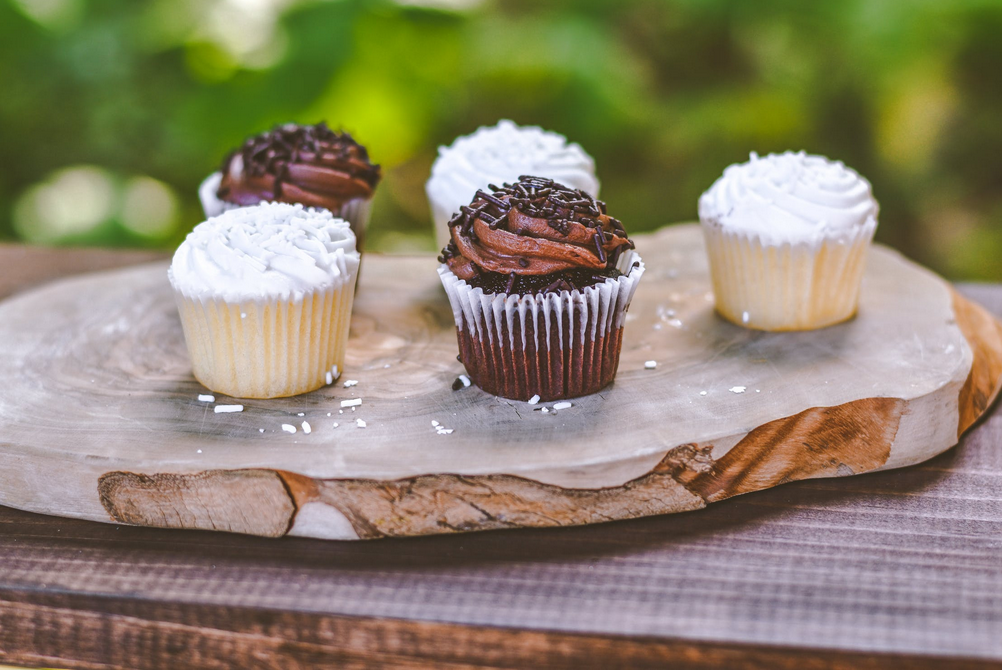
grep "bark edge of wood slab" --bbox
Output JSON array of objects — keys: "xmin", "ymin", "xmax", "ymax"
[{"xmin": 1, "ymin": 224, "xmax": 1000, "ymax": 540}]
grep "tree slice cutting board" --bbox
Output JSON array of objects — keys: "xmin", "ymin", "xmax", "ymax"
[{"xmin": 1, "ymin": 224, "xmax": 1000, "ymax": 541}]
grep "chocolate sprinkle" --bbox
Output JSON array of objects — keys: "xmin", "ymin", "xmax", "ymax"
[
  {"xmin": 443, "ymin": 176, "xmax": 635, "ymax": 296},
  {"xmin": 223, "ymin": 122, "xmax": 381, "ymax": 189}
]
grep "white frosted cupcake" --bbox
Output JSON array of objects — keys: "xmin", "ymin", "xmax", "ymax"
[
  {"xmin": 426, "ymin": 120, "xmax": 599, "ymax": 248},
  {"xmin": 698, "ymin": 151, "xmax": 879, "ymax": 331},
  {"xmin": 168, "ymin": 202, "xmax": 360, "ymax": 399}
]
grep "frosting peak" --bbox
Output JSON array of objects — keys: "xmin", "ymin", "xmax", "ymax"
[
  {"xmin": 427, "ymin": 121, "xmax": 599, "ymax": 227},
  {"xmin": 169, "ymin": 202, "xmax": 360, "ymax": 302},
  {"xmin": 439, "ymin": 176, "xmax": 632, "ymax": 294},
  {"xmin": 698, "ymin": 151, "xmax": 879, "ymax": 244}
]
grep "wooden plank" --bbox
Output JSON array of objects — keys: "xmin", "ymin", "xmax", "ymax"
[
  {"xmin": 0, "ymin": 244, "xmax": 167, "ymax": 300},
  {"xmin": 0, "ymin": 589, "xmax": 997, "ymax": 670}
]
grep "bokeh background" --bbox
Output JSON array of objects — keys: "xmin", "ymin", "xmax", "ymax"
[{"xmin": 1, "ymin": 0, "xmax": 1001, "ymax": 279}]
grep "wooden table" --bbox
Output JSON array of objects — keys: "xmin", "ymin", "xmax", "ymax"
[{"xmin": 0, "ymin": 244, "xmax": 1000, "ymax": 670}]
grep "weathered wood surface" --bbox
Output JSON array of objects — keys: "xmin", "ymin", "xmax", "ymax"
[
  {"xmin": 0, "ymin": 244, "xmax": 1000, "ymax": 668},
  {"xmin": 0, "ymin": 225, "xmax": 1000, "ymax": 541}
]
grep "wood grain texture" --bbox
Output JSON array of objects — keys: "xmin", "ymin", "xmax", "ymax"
[
  {"xmin": 0, "ymin": 243, "xmax": 167, "ymax": 301},
  {"xmin": 675, "ymin": 397, "xmax": 905, "ymax": 502},
  {"xmin": 0, "ymin": 225, "xmax": 1000, "ymax": 541},
  {"xmin": 0, "ymin": 243, "xmax": 1000, "ymax": 667},
  {"xmin": 954, "ymin": 288, "xmax": 1002, "ymax": 436},
  {"xmin": 0, "ymin": 589, "xmax": 998, "ymax": 670},
  {"xmin": 98, "ymin": 470, "xmax": 296, "ymax": 537}
]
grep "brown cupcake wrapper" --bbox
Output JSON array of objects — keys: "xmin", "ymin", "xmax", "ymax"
[{"xmin": 438, "ymin": 250, "xmax": 644, "ymax": 401}]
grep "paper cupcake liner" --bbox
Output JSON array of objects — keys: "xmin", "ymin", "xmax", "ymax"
[
  {"xmin": 438, "ymin": 250, "xmax": 644, "ymax": 401},
  {"xmin": 701, "ymin": 222, "xmax": 875, "ymax": 331},
  {"xmin": 199, "ymin": 171, "xmax": 373, "ymax": 251},
  {"xmin": 172, "ymin": 277, "xmax": 357, "ymax": 399}
]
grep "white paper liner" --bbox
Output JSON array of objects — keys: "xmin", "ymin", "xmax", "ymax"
[
  {"xmin": 172, "ymin": 270, "xmax": 358, "ymax": 399},
  {"xmin": 701, "ymin": 220, "xmax": 875, "ymax": 331},
  {"xmin": 199, "ymin": 171, "xmax": 373, "ymax": 240},
  {"xmin": 437, "ymin": 249, "xmax": 644, "ymax": 351}
]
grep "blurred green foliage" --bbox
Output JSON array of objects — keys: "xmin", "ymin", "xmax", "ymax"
[{"xmin": 1, "ymin": 0, "xmax": 1000, "ymax": 279}]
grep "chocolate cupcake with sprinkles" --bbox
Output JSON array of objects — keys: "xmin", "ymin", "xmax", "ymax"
[
  {"xmin": 199, "ymin": 122, "xmax": 380, "ymax": 251},
  {"xmin": 437, "ymin": 175, "xmax": 645, "ymax": 401}
]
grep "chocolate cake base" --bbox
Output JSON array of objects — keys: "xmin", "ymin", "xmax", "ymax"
[{"xmin": 456, "ymin": 315, "xmax": 625, "ymax": 402}]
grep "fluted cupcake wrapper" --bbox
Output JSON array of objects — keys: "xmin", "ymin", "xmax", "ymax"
[
  {"xmin": 701, "ymin": 221, "xmax": 875, "ymax": 331},
  {"xmin": 199, "ymin": 171, "xmax": 373, "ymax": 250},
  {"xmin": 172, "ymin": 278, "xmax": 357, "ymax": 399},
  {"xmin": 438, "ymin": 250, "xmax": 644, "ymax": 401}
]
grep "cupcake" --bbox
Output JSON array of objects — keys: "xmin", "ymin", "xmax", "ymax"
[
  {"xmin": 698, "ymin": 151, "xmax": 879, "ymax": 331},
  {"xmin": 438, "ymin": 176, "xmax": 644, "ymax": 401},
  {"xmin": 199, "ymin": 122, "xmax": 380, "ymax": 251},
  {"xmin": 427, "ymin": 120, "xmax": 599, "ymax": 249},
  {"xmin": 169, "ymin": 202, "xmax": 360, "ymax": 399}
]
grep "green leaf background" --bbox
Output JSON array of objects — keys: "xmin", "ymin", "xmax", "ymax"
[{"xmin": 1, "ymin": 0, "xmax": 1000, "ymax": 280}]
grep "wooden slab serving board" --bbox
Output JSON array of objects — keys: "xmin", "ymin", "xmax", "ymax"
[{"xmin": 1, "ymin": 224, "xmax": 1000, "ymax": 541}]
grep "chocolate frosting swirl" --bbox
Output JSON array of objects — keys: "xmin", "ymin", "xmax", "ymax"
[
  {"xmin": 217, "ymin": 122, "xmax": 381, "ymax": 212},
  {"xmin": 438, "ymin": 176, "xmax": 634, "ymax": 294}
]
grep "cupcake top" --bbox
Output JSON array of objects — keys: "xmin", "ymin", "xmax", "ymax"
[
  {"xmin": 215, "ymin": 122, "xmax": 381, "ymax": 212},
  {"xmin": 438, "ymin": 176, "xmax": 633, "ymax": 294},
  {"xmin": 698, "ymin": 151, "xmax": 878, "ymax": 245},
  {"xmin": 427, "ymin": 120, "xmax": 599, "ymax": 217},
  {"xmin": 169, "ymin": 202, "xmax": 359, "ymax": 302}
]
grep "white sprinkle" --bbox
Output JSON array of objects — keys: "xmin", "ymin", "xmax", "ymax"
[
  {"xmin": 214, "ymin": 404, "xmax": 243, "ymax": 413},
  {"xmin": 197, "ymin": 449, "xmax": 202, "ymax": 454},
  {"xmin": 325, "ymin": 371, "xmax": 333, "ymax": 385},
  {"xmin": 541, "ymin": 407, "xmax": 550, "ymax": 413},
  {"xmin": 327, "ymin": 412, "xmax": 331, "ymax": 417},
  {"xmin": 301, "ymin": 421, "xmax": 311, "ymax": 434},
  {"xmin": 645, "ymin": 360, "xmax": 657, "ymax": 369},
  {"xmin": 197, "ymin": 394, "xmax": 215, "ymax": 402},
  {"xmin": 281, "ymin": 424, "xmax": 297, "ymax": 434},
  {"xmin": 437, "ymin": 428, "xmax": 454, "ymax": 435},
  {"xmin": 431, "ymin": 420, "xmax": 440, "ymax": 427},
  {"xmin": 332, "ymin": 422, "xmax": 339, "ymax": 428},
  {"xmin": 756, "ymin": 389, "xmax": 761, "ymax": 393},
  {"xmin": 356, "ymin": 419, "xmax": 367, "ymax": 428},
  {"xmin": 458, "ymin": 374, "xmax": 471, "ymax": 387},
  {"xmin": 742, "ymin": 311, "xmax": 750, "ymax": 324},
  {"xmin": 331, "ymin": 364, "xmax": 340, "ymax": 381},
  {"xmin": 528, "ymin": 394, "xmax": 540, "ymax": 405},
  {"xmin": 699, "ymin": 391, "xmax": 708, "ymax": 396},
  {"xmin": 343, "ymin": 379, "xmax": 359, "ymax": 388},
  {"xmin": 341, "ymin": 398, "xmax": 362, "ymax": 408},
  {"xmin": 384, "ymin": 364, "xmax": 391, "ymax": 368},
  {"xmin": 258, "ymin": 428, "xmax": 265, "ymax": 433},
  {"xmin": 552, "ymin": 401, "xmax": 572, "ymax": 410},
  {"xmin": 297, "ymin": 412, "xmax": 305, "ymax": 417},
  {"xmin": 339, "ymin": 409, "xmax": 343, "ymax": 414},
  {"xmin": 352, "ymin": 407, "xmax": 356, "ymax": 412},
  {"xmin": 240, "ymin": 312, "xmax": 247, "ymax": 319},
  {"xmin": 729, "ymin": 386, "xmax": 747, "ymax": 394}
]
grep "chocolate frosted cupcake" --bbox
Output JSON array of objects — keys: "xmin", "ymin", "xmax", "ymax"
[
  {"xmin": 438, "ymin": 176, "xmax": 644, "ymax": 401},
  {"xmin": 199, "ymin": 122, "xmax": 380, "ymax": 249}
]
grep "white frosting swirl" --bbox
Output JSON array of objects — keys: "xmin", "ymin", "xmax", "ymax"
[
  {"xmin": 426, "ymin": 120, "xmax": 599, "ymax": 220},
  {"xmin": 169, "ymin": 202, "xmax": 359, "ymax": 302},
  {"xmin": 698, "ymin": 151, "xmax": 879, "ymax": 245}
]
